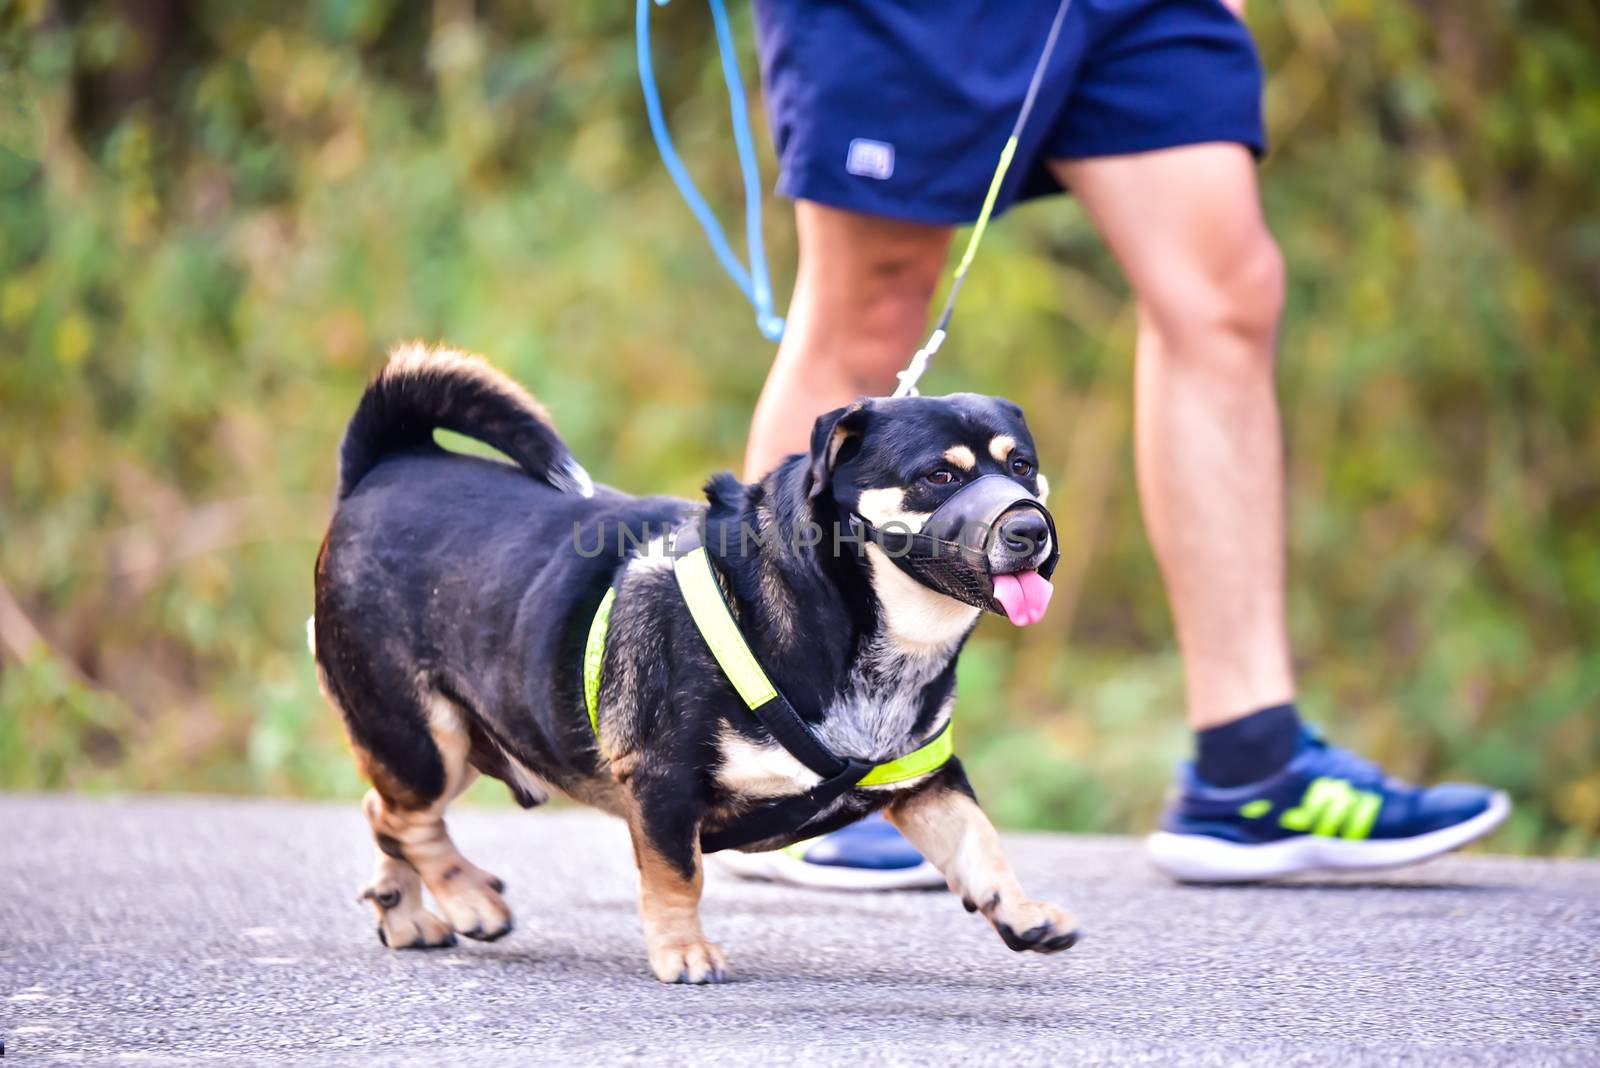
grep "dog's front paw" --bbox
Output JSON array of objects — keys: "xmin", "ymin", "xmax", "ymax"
[
  {"xmin": 992, "ymin": 899, "xmax": 1080, "ymax": 954},
  {"xmin": 430, "ymin": 864, "xmax": 514, "ymax": 942},
  {"xmin": 647, "ymin": 938, "xmax": 729, "ymax": 985}
]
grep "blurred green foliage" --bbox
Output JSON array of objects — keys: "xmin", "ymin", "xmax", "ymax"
[{"xmin": 0, "ymin": 1, "xmax": 1595, "ymax": 855}]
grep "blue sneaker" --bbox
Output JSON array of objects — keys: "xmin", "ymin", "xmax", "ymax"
[
  {"xmin": 1147, "ymin": 727, "xmax": 1511, "ymax": 882},
  {"xmin": 713, "ymin": 813, "xmax": 946, "ymax": 891}
]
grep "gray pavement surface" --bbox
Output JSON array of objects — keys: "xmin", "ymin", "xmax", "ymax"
[{"xmin": 2, "ymin": 794, "xmax": 1597, "ymax": 1066}]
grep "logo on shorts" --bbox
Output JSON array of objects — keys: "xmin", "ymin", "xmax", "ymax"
[{"xmin": 846, "ymin": 138, "xmax": 895, "ymax": 181}]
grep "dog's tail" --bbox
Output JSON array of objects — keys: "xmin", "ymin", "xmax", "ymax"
[{"xmin": 337, "ymin": 343, "xmax": 595, "ymax": 501}]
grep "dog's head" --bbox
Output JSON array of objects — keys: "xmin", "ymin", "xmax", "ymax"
[{"xmin": 802, "ymin": 394, "xmax": 1056, "ymax": 628}]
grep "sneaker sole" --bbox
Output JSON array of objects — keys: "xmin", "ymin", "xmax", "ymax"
[
  {"xmin": 1145, "ymin": 791, "xmax": 1512, "ymax": 883},
  {"xmin": 710, "ymin": 850, "xmax": 947, "ymax": 892}
]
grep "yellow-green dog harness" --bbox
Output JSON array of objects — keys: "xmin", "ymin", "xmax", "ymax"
[{"xmin": 582, "ymin": 527, "xmax": 953, "ymax": 851}]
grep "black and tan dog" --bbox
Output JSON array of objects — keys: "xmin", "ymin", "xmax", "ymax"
[{"xmin": 311, "ymin": 344, "xmax": 1078, "ymax": 983}]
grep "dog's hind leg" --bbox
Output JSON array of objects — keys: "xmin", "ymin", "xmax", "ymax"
[
  {"xmin": 317, "ymin": 633, "xmax": 513, "ymax": 948},
  {"xmin": 358, "ymin": 694, "xmax": 514, "ymax": 945},
  {"xmin": 313, "ymin": 644, "xmax": 455, "ymax": 949},
  {"xmin": 359, "ymin": 814, "xmax": 455, "ymax": 949}
]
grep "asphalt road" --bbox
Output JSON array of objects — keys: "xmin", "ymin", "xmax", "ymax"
[{"xmin": 3, "ymin": 795, "xmax": 1597, "ymax": 1066}]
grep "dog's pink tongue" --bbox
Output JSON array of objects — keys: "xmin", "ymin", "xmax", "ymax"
[{"xmin": 992, "ymin": 571, "xmax": 1054, "ymax": 626}]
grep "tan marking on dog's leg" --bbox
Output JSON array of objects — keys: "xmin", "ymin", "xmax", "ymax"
[
  {"xmin": 365, "ymin": 696, "xmax": 513, "ymax": 942},
  {"xmin": 626, "ymin": 822, "xmax": 726, "ymax": 984},
  {"xmin": 943, "ymin": 445, "xmax": 977, "ymax": 471},
  {"xmin": 359, "ymin": 797, "xmax": 456, "ymax": 950},
  {"xmin": 989, "ymin": 434, "xmax": 1017, "ymax": 463},
  {"xmin": 887, "ymin": 787, "xmax": 1079, "ymax": 954}
]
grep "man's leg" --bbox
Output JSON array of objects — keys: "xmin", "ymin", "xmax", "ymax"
[
  {"xmin": 1053, "ymin": 145, "xmax": 1506, "ymax": 880},
  {"xmin": 1050, "ymin": 144, "xmax": 1293, "ymax": 733},
  {"xmin": 743, "ymin": 201, "xmax": 952, "ymax": 481}
]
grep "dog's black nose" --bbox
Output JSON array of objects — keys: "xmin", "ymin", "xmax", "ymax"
[{"xmin": 998, "ymin": 510, "xmax": 1049, "ymax": 555}]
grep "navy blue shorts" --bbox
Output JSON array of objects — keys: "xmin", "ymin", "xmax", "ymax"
[{"xmin": 754, "ymin": 0, "xmax": 1266, "ymax": 225}]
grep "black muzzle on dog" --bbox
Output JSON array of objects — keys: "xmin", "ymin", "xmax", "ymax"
[{"xmin": 849, "ymin": 474, "xmax": 1060, "ymax": 616}]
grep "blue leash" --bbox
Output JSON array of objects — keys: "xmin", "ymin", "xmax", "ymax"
[{"xmin": 637, "ymin": 0, "xmax": 785, "ymax": 342}]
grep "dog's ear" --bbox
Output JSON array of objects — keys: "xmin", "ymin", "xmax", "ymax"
[{"xmin": 805, "ymin": 399, "xmax": 872, "ymax": 500}]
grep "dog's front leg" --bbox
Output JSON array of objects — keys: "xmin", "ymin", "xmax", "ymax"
[
  {"xmin": 886, "ymin": 762, "xmax": 1080, "ymax": 953},
  {"xmin": 624, "ymin": 771, "xmax": 728, "ymax": 984}
]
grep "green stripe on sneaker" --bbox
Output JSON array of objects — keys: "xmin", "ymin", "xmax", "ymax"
[
  {"xmin": 1341, "ymin": 791, "xmax": 1382, "ymax": 840},
  {"xmin": 1280, "ymin": 777, "xmax": 1383, "ymax": 838}
]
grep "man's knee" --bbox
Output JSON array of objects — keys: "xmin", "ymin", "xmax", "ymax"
[
  {"xmin": 823, "ymin": 247, "xmax": 943, "ymax": 362},
  {"xmin": 1224, "ymin": 234, "xmax": 1287, "ymax": 344},
  {"xmin": 851, "ymin": 215, "xmax": 949, "ymax": 293},
  {"xmin": 1140, "ymin": 231, "xmax": 1285, "ymax": 368}
]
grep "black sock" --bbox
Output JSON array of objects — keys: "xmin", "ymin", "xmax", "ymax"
[{"xmin": 1194, "ymin": 703, "xmax": 1302, "ymax": 787}]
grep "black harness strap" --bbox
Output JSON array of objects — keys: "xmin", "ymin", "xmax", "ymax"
[{"xmin": 672, "ymin": 521, "xmax": 875, "ymax": 852}]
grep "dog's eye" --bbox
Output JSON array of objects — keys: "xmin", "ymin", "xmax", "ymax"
[
  {"xmin": 925, "ymin": 468, "xmax": 957, "ymax": 486},
  {"xmin": 1010, "ymin": 457, "xmax": 1034, "ymax": 478}
]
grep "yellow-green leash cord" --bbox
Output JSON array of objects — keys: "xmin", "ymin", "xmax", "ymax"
[{"xmin": 893, "ymin": 0, "xmax": 1073, "ymax": 398}]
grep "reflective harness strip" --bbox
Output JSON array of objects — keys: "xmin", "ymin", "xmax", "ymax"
[
  {"xmin": 581, "ymin": 540, "xmax": 955, "ymax": 846},
  {"xmin": 858, "ymin": 725, "xmax": 955, "ymax": 787},
  {"xmin": 672, "ymin": 547, "xmax": 777, "ymax": 710},
  {"xmin": 583, "ymin": 587, "xmax": 617, "ymax": 741}
]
